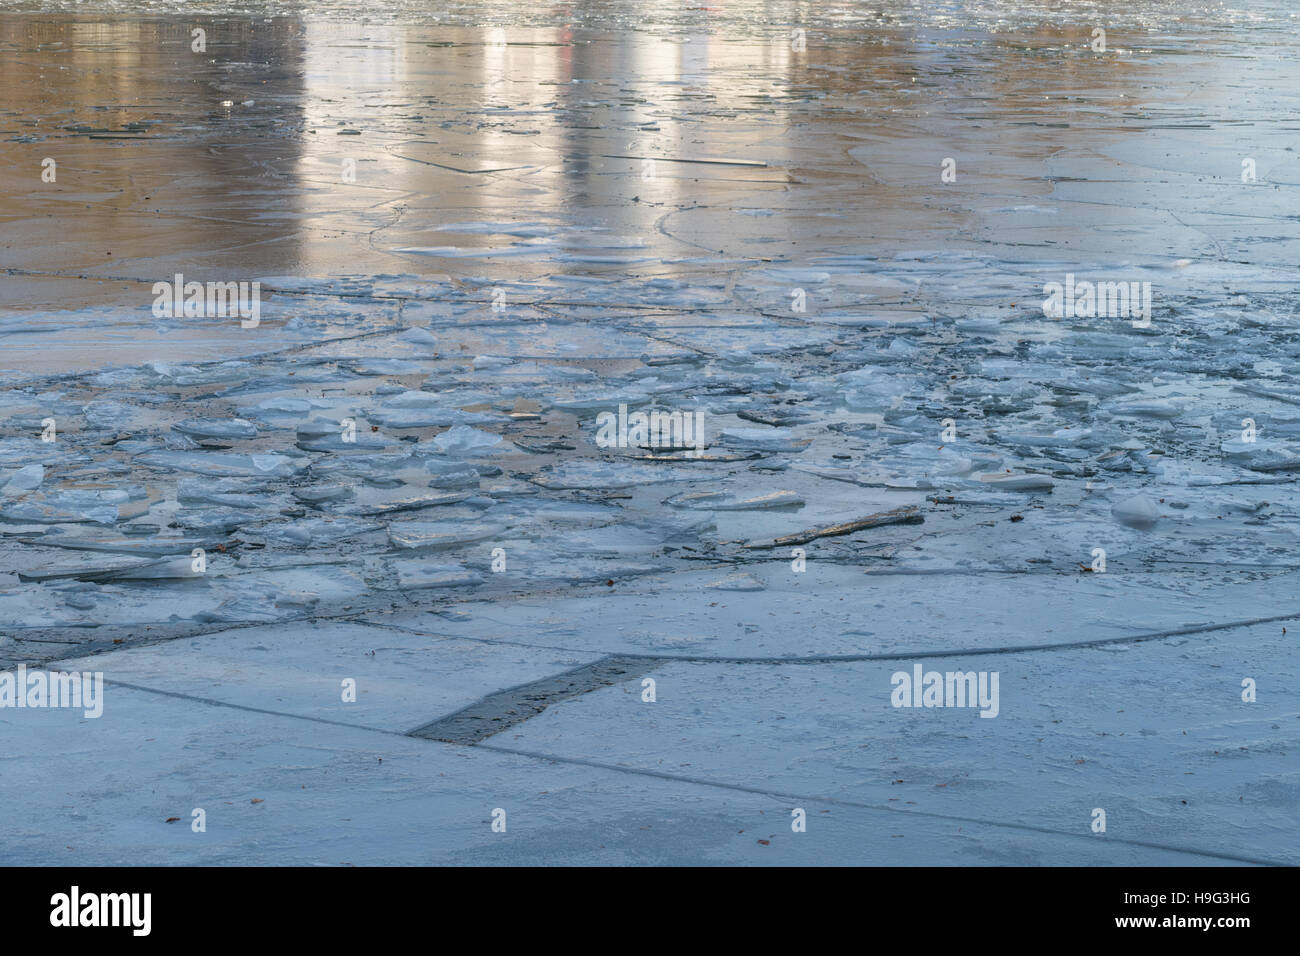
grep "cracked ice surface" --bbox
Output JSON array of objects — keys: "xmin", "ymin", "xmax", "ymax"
[{"xmin": 0, "ymin": 1, "xmax": 1298, "ymax": 864}]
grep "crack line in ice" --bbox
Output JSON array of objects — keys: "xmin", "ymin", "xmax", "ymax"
[
  {"xmin": 474, "ymin": 744, "xmax": 1292, "ymax": 867},
  {"xmin": 71, "ymin": 679, "xmax": 1289, "ymax": 867},
  {"xmin": 357, "ymin": 610, "xmax": 1300, "ymax": 665}
]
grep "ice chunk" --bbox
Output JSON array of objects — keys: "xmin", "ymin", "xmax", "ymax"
[
  {"xmin": 135, "ymin": 451, "xmax": 302, "ymax": 478},
  {"xmin": 17, "ymin": 530, "xmax": 213, "ymax": 556},
  {"xmin": 430, "ymin": 425, "xmax": 503, "ymax": 456},
  {"xmin": 370, "ymin": 406, "xmax": 508, "ymax": 428},
  {"xmin": 244, "ymin": 516, "xmax": 382, "ymax": 546},
  {"xmin": 1, "ymin": 463, "xmax": 44, "ymax": 493},
  {"xmin": 103, "ymin": 556, "xmax": 211, "ymax": 581},
  {"xmin": 1108, "ymin": 399, "xmax": 1184, "ymax": 419},
  {"xmin": 177, "ymin": 477, "xmax": 269, "ymax": 508},
  {"xmin": 719, "ymin": 428, "xmax": 810, "ymax": 453},
  {"xmin": 357, "ymin": 492, "xmax": 475, "ymax": 516},
  {"xmin": 172, "ymin": 417, "xmax": 259, "ymax": 440},
  {"xmin": 397, "ymin": 327, "xmax": 438, "ymax": 348},
  {"xmin": 976, "ymin": 473, "xmax": 1055, "ymax": 492},
  {"xmin": 1112, "ymin": 495, "xmax": 1161, "ymax": 530},
  {"xmin": 531, "ymin": 461, "xmax": 699, "ymax": 490},
  {"xmin": 664, "ymin": 490, "xmax": 804, "ymax": 510},
  {"xmin": 1, "ymin": 499, "xmax": 118, "ymax": 525},
  {"xmin": 423, "ymin": 461, "xmax": 482, "ymax": 489},
  {"xmin": 249, "ymin": 397, "xmax": 315, "ymax": 415},
  {"xmin": 389, "ymin": 561, "xmax": 483, "ymax": 590},
  {"xmin": 293, "ymin": 485, "xmax": 354, "ymax": 504},
  {"xmin": 387, "ymin": 521, "xmax": 504, "ymax": 550}
]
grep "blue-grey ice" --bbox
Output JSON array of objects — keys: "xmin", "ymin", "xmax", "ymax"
[{"xmin": 0, "ymin": 0, "xmax": 1297, "ymax": 868}]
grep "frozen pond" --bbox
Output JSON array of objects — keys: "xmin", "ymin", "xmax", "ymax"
[{"xmin": 1, "ymin": 1, "xmax": 1298, "ymax": 865}]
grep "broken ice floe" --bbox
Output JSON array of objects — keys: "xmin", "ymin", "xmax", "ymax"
[
  {"xmin": 665, "ymin": 490, "xmax": 804, "ymax": 511},
  {"xmin": 6, "ymin": 250, "xmax": 1300, "ymax": 635}
]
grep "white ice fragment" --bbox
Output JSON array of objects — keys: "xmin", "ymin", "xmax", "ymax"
[
  {"xmin": 430, "ymin": 425, "xmax": 503, "ymax": 456},
  {"xmin": 104, "ymin": 556, "xmax": 209, "ymax": 581},
  {"xmin": 347, "ymin": 359, "xmax": 426, "ymax": 376},
  {"xmin": 532, "ymin": 461, "xmax": 697, "ymax": 490},
  {"xmin": 1112, "ymin": 495, "xmax": 1161, "ymax": 530},
  {"xmin": 175, "ymin": 509, "xmax": 252, "ymax": 533},
  {"xmin": 252, "ymin": 398, "xmax": 314, "ymax": 414},
  {"xmin": 977, "ymin": 472, "xmax": 1055, "ymax": 491},
  {"xmin": 719, "ymin": 428, "xmax": 809, "ymax": 452},
  {"xmin": 1109, "ymin": 399, "xmax": 1184, "ymax": 419},
  {"xmin": 381, "ymin": 391, "xmax": 445, "ymax": 409},
  {"xmin": 172, "ymin": 417, "xmax": 259, "ymax": 440},
  {"xmin": 2, "ymin": 463, "xmax": 44, "ymax": 493},
  {"xmin": 135, "ymin": 451, "xmax": 302, "ymax": 478},
  {"xmin": 387, "ymin": 521, "xmax": 503, "ymax": 550},
  {"xmin": 1000, "ymin": 427, "xmax": 1093, "ymax": 448},
  {"xmin": 249, "ymin": 517, "xmax": 381, "ymax": 546},
  {"xmin": 758, "ymin": 268, "xmax": 831, "ymax": 283},
  {"xmin": 250, "ymin": 453, "xmax": 296, "ymax": 474},
  {"xmin": 390, "ymin": 561, "xmax": 483, "ymax": 590},
  {"xmin": 293, "ymin": 485, "xmax": 354, "ymax": 504},
  {"xmin": 373, "ymin": 406, "xmax": 507, "ymax": 428},
  {"xmin": 397, "ymin": 327, "xmax": 438, "ymax": 347},
  {"xmin": 665, "ymin": 490, "xmax": 804, "ymax": 510},
  {"xmin": 884, "ymin": 477, "xmax": 934, "ymax": 490},
  {"xmin": 176, "ymin": 477, "xmax": 265, "ymax": 508}
]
